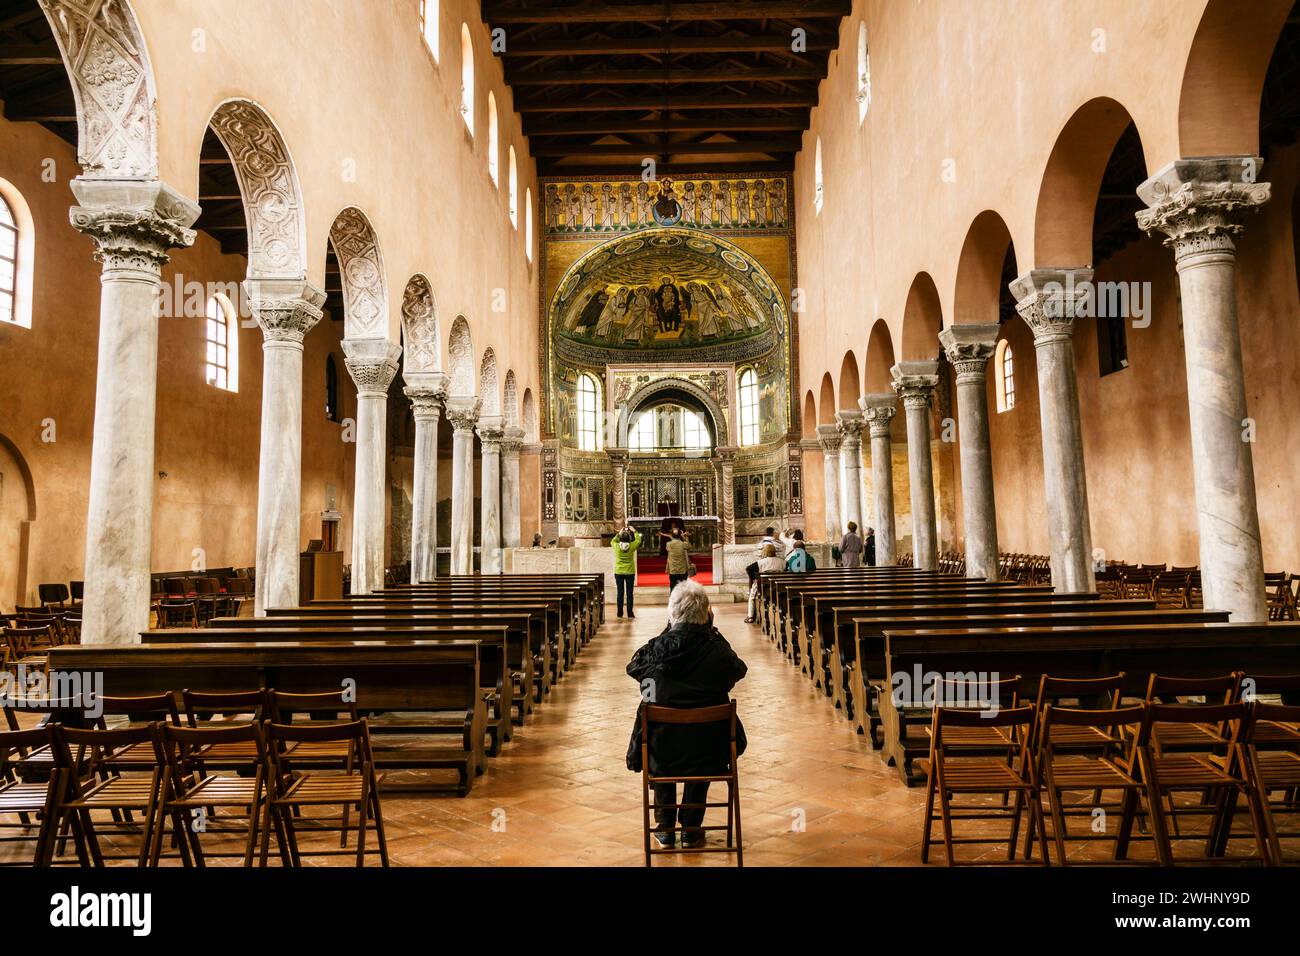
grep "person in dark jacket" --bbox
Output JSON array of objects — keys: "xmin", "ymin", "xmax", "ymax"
[
  {"xmin": 626, "ymin": 579, "xmax": 747, "ymax": 848},
  {"xmin": 864, "ymin": 526, "xmax": 877, "ymax": 567}
]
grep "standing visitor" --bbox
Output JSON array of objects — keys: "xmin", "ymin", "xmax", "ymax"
[
  {"xmin": 840, "ymin": 521, "xmax": 863, "ymax": 568},
  {"xmin": 864, "ymin": 527, "xmax": 877, "ymax": 567},
  {"xmin": 612, "ymin": 525, "xmax": 642, "ymax": 619},
  {"xmin": 665, "ymin": 527, "xmax": 691, "ymax": 592}
]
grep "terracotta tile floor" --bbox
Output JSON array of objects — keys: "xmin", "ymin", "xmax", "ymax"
[{"xmin": 5, "ymin": 602, "xmax": 1293, "ymax": 866}]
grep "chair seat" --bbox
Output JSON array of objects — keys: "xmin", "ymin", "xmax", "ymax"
[
  {"xmin": 1253, "ymin": 721, "xmax": 1300, "ymax": 747},
  {"xmin": 1253, "ymin": 750, "xmax": 1300, "ymax": 788},
  {"xmin": 193, "ymin": 740, "xmax": 261, "ymax": 764},
  {"xmin": 70, "ymin": 776, "xmax": 159, "ymax": 810},
  {"xmin": 281, "ymin": 741, "xmax": 353, "ymax": 762},
  {"xmin": 1151, "ymin": 722, "xmax": 1226, "ymax": 750},
  {"xmin": 1043, "ymin": 755, "xmax": 1140, "ymax": 789},
  {"xmin": 0, "ymin": 781, "xmax": 51, "ymax": 813},
  {"xmin": 925, "ymin": 725, "xmax": 1016, "ymax": 749},
  {"xmin": 278, "ymin": 773, "xmax": 366, "ymax": 805},
  {"xmin": 1044, "ymin": 725, "xmax": 1125, "ymax": 748},
  {"xmin": 1148, "ymin": 754, "xmax": 1236, "ymax": 788},
  {"xmin": 101, "ymin": 742, "xmax": 161, "ymax": 769},
  {"xmin": 173, "ymin": 774, "xmax": 262, "ymax": 807},
  {"xmin": 929, "ymin": 758, "xmax": 1029, "ymax": 791}
]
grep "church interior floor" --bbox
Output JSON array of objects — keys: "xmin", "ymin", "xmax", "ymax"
[{"xmin": 6, "ymin": 603, "xmax": 1287, "ymax": 867}]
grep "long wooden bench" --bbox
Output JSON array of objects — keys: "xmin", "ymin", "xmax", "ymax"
[
  {"xmin": 760, "ymin": 569, "xmax": 955, "ymax": 638},
  {"xmin": 385, "ymin": 577, "xmax": 600, "ymax": 644},
  {"xmin": 49, "ymin": 640, "xmax": 488, "ymax": 795},
  {"xmin": 879, "ymin": 620, "xmax": 1300, "ymax": 784},
  {"xmin": 143, "ymin": 624, "xmax": 517, "ymax": 754},
  {"xmin": 212, "ymin": 610, "xmax": 547, "ymax": 709}
]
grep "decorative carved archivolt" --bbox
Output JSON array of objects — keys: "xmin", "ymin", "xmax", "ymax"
[
  {"xmin": 401, "ymin": 274, "xmax": 440, "ymax": 373},
  {"xmin": 447, "ymin": 317, "xmax": 475, "ymax": 397},
  {"xmin": 479, "ymin": 348, "xmax": 500, "ymax": 416},
  {"xmin": 503, "ymin": 371, "xmax": 519, "ymax": 427},
  {"xmin": 329, "ymin": 207, "xmax": 388, "ymax": 338},
  {"xmin": 39, "ymin": 0, "xmax": 157, "ymax": 179},
  {"xmin": 208, "ymin": 99, "xmax": 306, "ymax": 279}
]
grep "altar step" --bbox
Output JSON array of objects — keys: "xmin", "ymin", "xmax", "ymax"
[{"xmin": 609, "ymin": 584, "xmax": 744, "ymax": 606}]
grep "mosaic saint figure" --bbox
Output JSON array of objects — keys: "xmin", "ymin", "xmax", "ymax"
[
  {"xmin": 619, "ymin": 183, "xmax": 633, "ymax": 227},
  {"xmin": 600, "ymin": 183, "xmax": 615, "ymax": 230},
  {"xmin": 595, "ymin": 286, "xmax": 627, "ymax": 339},
  {"xmin": 734, "ymin": 180, "xmax": 749, "ymax": 227},
  {"xmin": 770, "ymin": 180, "xmax": 786, "ymax": 226},
  {"xmin": 546, "ymin": 184, "xmax": 562, "ymax": 228},
  {"xmin": 718, "ymin": 180, "xmax": 732, "ymax": 227},
  {"xmin": 580, "ymin": 184, "xmax": 597, "ymax": 230},
  {"xmin": 623, "ymin": 286, "xmax": 652, "ymax": 343},
  {"xmin": 701, "ymin": 181, "xmax": 717, "ymax": 226},
  {"xmin": 563, "ymin": 183, "xmax": 579, "ymax": 229},
  {"xmin": 682, "ymin": 182, "xmax": 697, "ymax": 225},
  {"xmin": 753, "ymin": 180, "xmax": 768, "ymax": 224}
]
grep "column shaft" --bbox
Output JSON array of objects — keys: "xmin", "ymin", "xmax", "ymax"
[
  {"xmin": 479, "ymin": 419, "xmax": 504, "ymax": 574},
  {"xmin": 892, "ymin": 362, "xmax": 940, "ymax": 571},
  {"xmin": 940, "ymin": 325, "xmax": 1000, "ymax": 580},
  {"xmin": 501, "ymin": 429, "xmax": 524, "ymax": 551},
  {"xmin": 446, "ymin": 399, "xmax": 480, "ymax": 574},
  {"xmin": 343, "ymin": 340, "xmax": 400, "ymax": 594},
  {"xmin": 816, "ymin": 425, "xmax": 842, "ymax": 543},
  {"xmin": 406, "ymin": 384, "xmax": 445, "ymax": 583},
  {"xmin": 862, "ymin": 394, "xmax": 898, "ymax": 566},
  {"xmin": 836, "ymin": 412, "xmax": 865, "ymax": 530}
]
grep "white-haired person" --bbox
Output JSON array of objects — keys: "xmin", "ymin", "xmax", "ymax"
[
  {"xmin": 745, "ymin": 543, "xmax": 785, "ymax": 623},
  {"xmin": 624, "ymin": 579, "xmax": 748, "ymax": 849}
]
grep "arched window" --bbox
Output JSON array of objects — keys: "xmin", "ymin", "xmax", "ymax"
[
  {"xmin": 487, "ymin": 93, "xmax": 499, "ymax": 186},
  {"xmin": 737, "ymin": 368, "xmax": 760, "ymax": 446},
  {"xmin": 813, "ymin": 137, "xmax": 824, "ymax": 215},
  {"xmin": 682, "ymin": 410, "xmax": 709, "ymax": 451},
  {"xmin": 856, "ymin": 22, "xmax": 872, "ymax": 124},
  {"xmin": 326, "ymin": 354, "xmax": 340, "ymax": 422},
  {"xmin": 460, "ymin": 24, "xmax": 474, "ymax": 134},
  {"xmin": 628, "ymin": 412, "xmax": 655, "ymax": 452},
  {"xmin": 0, "ymin": 194, "xmax": 18, "ymax": 326},
  {"xmin": 995, "ymin": 339, "xmax": 1015, "ymax": 413},
  {"xmin": 507, "ymin": 146, "xmax": 518, "ymax": 227},
  {"xmin": 576, "ymin": 373, "xmax": 600, "ymax": 451},
  {"xmin": 204, "ymin": 293, "xmax": 239, "ymax": 392},
  {"xmin": 524, "ymin": 187, "xmax": 534, "ymax": 262},
  {"xmin": 419, "ymin": 0, "xmax": 439, "ymax": 61}
]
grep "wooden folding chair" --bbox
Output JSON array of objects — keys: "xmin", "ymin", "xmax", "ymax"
[
  {"xmin": 0, "ymin": 725, "xmax": 65, "ymax": 867},
  {"xmin": 260, "ymin": 719, "xmax": 387, "ymax": 867},
  {"xmin": 1144, "ymin": 672, "xmax": 1242, "ymax": 755},
  {"xmin": 919, "ymin": 704, "xmax": 1045, "ymax": 865},
  {"xmin": 1245, "ymin": 702, "xmax": 1300, "ymax": 865},
  {"xmin": 640, "ymin": 701, "xmax": 743, "ymax": 867}
]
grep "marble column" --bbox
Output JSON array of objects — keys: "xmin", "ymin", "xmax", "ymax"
[
  {"xmin": 501, "ymin": 426, "xmax": 525, "ymax": 551},
  {"xmin": 404, "ymin": 373, "xmax": 446, "ymax": 583},
  {"xmin": 245, "ymin": 280, "xmax": 326, "ymax": 613},
  {"xmin": 939, "ymin": 324, "xmax": 1001, "ymax": 580},
  {"xmin": 836, "ymin": 411, "xmax": 865, "ymax": 531},
  {"xmin": 816, "ymin": 425, "xmax": 842, "ymax": 543},
  {"xmin": 1010, "ymin": 269, "xmax": 1096, "ymax": 593},
  {"xmin": 861, "ymin": 394, "xmax": 899, "ymax": 566},
  {"xmin": 608, "ymin": 448, "xmax": 629, "ymax": 527},
  {"xmin": 478, "ymin": 416, "xmax": 504, "ymax": 574},
  {"xmin": 892, "ymin": 362, "xmax": 941, "ymax": 571},
  {"xmin": 70, "ymin": 179, "xmax": 199, "ymax": 644},
  {"xmin": 716, "ymin": 446, "xmax": 737, "ymax": 544},
  {"xmin": 342, "ymin": 338, "xmax": 401, "ymax": 594},
  {"xmin": 444, "ymin": 398, "xmax": 480, "ymax": 574},
  {"xmin": 1137, "ymin": 158, "xmax": 1271, "ymax": 620}
]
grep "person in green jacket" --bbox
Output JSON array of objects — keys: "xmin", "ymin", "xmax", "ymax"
[{"xmin": 612, "ymin": 526, "xmax": 642, "ymax": 619}]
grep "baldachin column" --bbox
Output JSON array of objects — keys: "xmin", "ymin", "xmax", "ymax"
[
  {"xmin": 71, "ymin": 179, "xmax": 199, "ymax": 644},
  {"xmin": 939, "ymin": 324, "xmax": 1001, "ymax": 580},
  {"xmin": 716, "ymin": 446, "xmax": 737, "ymax": 544},
  {"xmin": 444, "ymin": 398, "xmax": 480, "ymax": 574},
  {"xmin": 608, "ymin": 448, "xmax": 629, "ymax": 528},
  {"xmin": 816, "ymin": 425, "xmax": 842, "ymax": 543},
  {"xmin": 1010, "ymin": 269, "xmax": 1095, "ymax": 593},
  {"xmin": 861, "ymin": 394, "xmax": 899, "ymax": 566},
  {"xmin": 343, "ymin": 338, "xmax": 400, "ymax": 594},
  {"xmin": 404, "ymin": 373, "xmax": 446, "ymax": 583},
  {"xmin": 478, "ymin": 416, "xmax": 504, "ymax": 574},
  {"xmin": 892, "ymin": 361, "xmax": 941, "ymax": 571},
  {"xmin": 1137, "ymin": 158, "xmax": 1270, "ymax": 620}
]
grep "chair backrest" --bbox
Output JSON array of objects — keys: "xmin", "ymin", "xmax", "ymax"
[
  {"xmin": 5, "ymin": 625, "xmax": 54, "ymax": 657},
  {"xmin": 69, "ymin": 580, "xmax": 83, "ymax": 600},
  {"xmin": 162, "ymin": 577, "xmax": 192, "ymax": 597},
  {"xmin": 643, "ymin": 702, "xmax": 735, "ymax": 727},
  {"xmin": 1035, "ymin": 673, "xmax": 1125, "ymax": 712},
  {"xmin": 931, "ymin": 673, "xmax": 1022, "ymax": 710},
  {"xmin": 1144, "ymin": 701, "xmax": 1248, "ymax": 748},
  {"xmin": 100, "ymin": 692, "xmax": 182, "ymax": 726},
  {"xmin": 191, "ymin": 578, "xmax": 218, "ymax": 596},
  {"xmin": 1041, "ymin": 703, "xmax": 1146, "ymax": 737},
  {"xmin": 183, "ymin": 688, "xmax": 268, "ymax": 724},
  {"xmin": 1242, "ymin": 672, "xmax": 1300, "ymax": 701},
  {"xmin": 933, "ymin": 703, "xmax": 1035, "ymax": 734},
  {"xmin": 1250, "ymin": 700, "xmax": 1300, "ymax": 732},
  {"xmin": 1146, "ymin": 671, "xmax": 1241, "ymax": 704},
  {"xmin": 160, "ymin": 720, "xmax": 266, "ymax": 773},
  {"xmin": 51, "ymin": 722, "xmax": 161, "ymax": 773},
  {"xmin": 38, "ymin": 583, "xmax": 69, "ymax": 607},
  {"xmin": 268, "ymin": 688, "xmax": 360, "ymax": 724},
  {"xmin": 264, "ymin": 717, "xmax": 374, "ymax": 777},
  {"xmin": 0, "ymin": 725, "xmax": 55, "ymax": 780}
]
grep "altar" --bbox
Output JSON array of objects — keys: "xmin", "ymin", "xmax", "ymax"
[{"xmin": 628, "ymin": 515, "xmax": 720, "ymax": 553}]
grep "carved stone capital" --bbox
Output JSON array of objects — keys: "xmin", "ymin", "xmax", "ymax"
[
  {"xmin": 342, "ymin": 338, "xmax": 401, "ymax": 398},
  {"xmin": 835, "ymin": 410, "xmax": 866, "ymax": 447},
  {"xmin": 501, "ymin": 425, "xmax": 525, "ymax": 459},
  {"xmin": 404, "ymin": 382, "xmax": 445, "ymax": 423},
  {"xmin": 68, "ymin": 178, "xmax": 199, "ymax": 274},
  {"xmin": 445, "ymin": 396, "xmax": 481, "ymax": 433},
  {"xmin": 1009, "ymin": 268, "xmax": 1094, "ymax": 346},
  {"xmin": 890, "ymin": 360, "xmax": 940, "ymax": 410},
  {"xmin": 244, "ymin": 278, "xmax": 326, "ymax": 345},
  {"xmin": 1136, "ymin": 157, "xmax": 1271, "ymax": 264},
  {"xmin": 860, "ymin": 393, "xmax": 898, "ymax": 438},
  {"xmin": 938, "ymin": 324, "xmax": 1000, "ymax": 385},
  {"xmin": 816, "ymin": 424, "xmax": 842, "ymax": 454},
  {"xmin": 477, "ymin": 414, "xmax": 505, "ymax": 450},
  {"xmin": 714, "ymin": 445, "xmax": 738, "ymax": 467},
  {"xmin": 606, "ymin": 447, "xmax": 630, "ymax": 469}
]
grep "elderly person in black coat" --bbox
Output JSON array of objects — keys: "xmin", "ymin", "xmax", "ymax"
[{"xmin": 626, "ymin": 579, "xmax": 748, "ymax": 848}]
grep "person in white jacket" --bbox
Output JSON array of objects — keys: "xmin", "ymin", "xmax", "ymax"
[{"xmin": 747, "ymin": 543, "xmax": 786, "ymax": 622}]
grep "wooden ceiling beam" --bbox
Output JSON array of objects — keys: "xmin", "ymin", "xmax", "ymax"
[
  {"xmin": 500, "ymin": 34, "xmax": 836, "ymax": 56},
  {"xmin": 518, "ymin": 92, "xmax": 816, "ymax": 112},
  {"xmin": 0, "ymin": 44, "xmax": 62, "ymax": 65},
  {"xmin": 530, "ymin": 138, "xmax": 800, "ymax": 157},
  {"xmin": 526, "ymin": 114, "xmax": 808, "ymax": 135},
  {"xmin": 484, "ymin": 2, "xmax": 850, "ymax": 24},
  {"xmin": 505, "ymin": 64, "xmax": 825, "ymax": 85}
]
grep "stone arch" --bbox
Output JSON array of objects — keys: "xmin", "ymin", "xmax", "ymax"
[
  {"xmin": 479, "ymin": 348, "xmax": 500, "ymax": 417},
  {"xmin": 802, "ymin": 390, "xmax": 818, "ymax": 438},
  {"xmin": 1033, "ymin": 97, "xmax": 1146, "ymax": 267},
  {"xmin": 400, "ymin": 273, "xmax": 440, "ymax": 374},
  {"xmin": 328, "ymin": 206, "xmax": 389, "ymax": 340},
  {"xmin": 838, "ymin": 351, "xmax": 861, "ymax": 410},
  {"xmin": 1178, "ymin": 0, "xmax": 1294, "ymax": 158},
  {"xmin": 206, "ymin": 99, "xmax": 308, "ymax": 279},
  {"xmin": 38, "ymin": 0, "xmax": 158, "ymax": 179},
  {"xmin": 817, "ymin": 373, "xmax": 836, "ymax": 425},
  {"xmin": 864, "ymin": 318, "xmax": 896, "ymax": 393},
  {"xmin": 901, "ymin": 272, "xmax": 943, "ymax": 360},
  {"xmin": 0, "ymin": 432, "xmax": 37, "ymax": 608},
  {"xmin": 953, "ymin": 210, "xmax": 1016, "ymax": 326},
  {"xmin": 619, "ymin": 376, "xmax": 728, "ymax": 447},
  {"xmin": 521, "ymin": 387, "xmax": 537, "ymax": 442},
  {"xmin": 503, "ymin": 370, "xmax": 519, "ymax": 427},
  {"xmin": 447, "ymin": 316, "xmax": 474, "ymax": 397}
]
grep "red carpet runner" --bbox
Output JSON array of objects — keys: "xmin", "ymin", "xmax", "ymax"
[{"xmin": 633, "ymin": 554, "xmax": 714, "ymax": 587}]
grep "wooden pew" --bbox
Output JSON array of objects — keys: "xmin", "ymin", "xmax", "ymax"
[
  {"xmin": 49, "ymin": 640, "xmax": 488, "ymax": 795},
  {"xmin": 760, "ymin": 569, "xmax": 954, "ymax": 638},
  {"xmin": 144, "ymin": 624, "xmax": 517, "ymax": 754},
  {"xmin": 878, "ymin": 620, "xmax": 1300, "ymax": 784},
  {"xmin": 387, "ymin": 576, "xmax": 600, "ymax": 643},
  {"xmin": 211, "ymin": 611, "xmax": 546, "ymax": 711},
  {"xmin": 845, "ymin": 605, "xmax": 1229, "ymax": 742}
]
